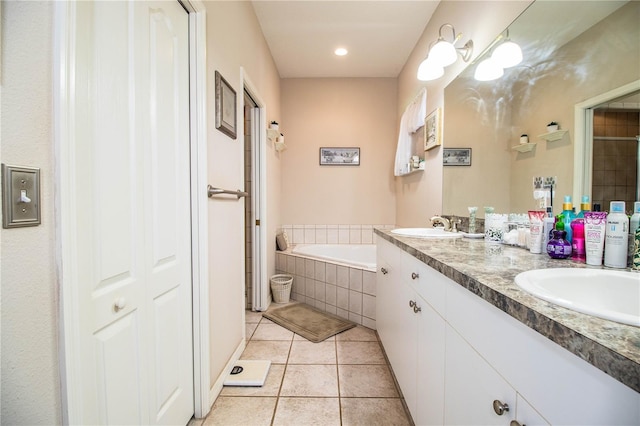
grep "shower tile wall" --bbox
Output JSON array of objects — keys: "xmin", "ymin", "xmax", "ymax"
[
  {"xmin": 592, "ymin": 109, "xmax": 639, "ymax": 212},
  {"xmin": 275, "ymin": 251, "xmax": 377, "ymax": 330}
]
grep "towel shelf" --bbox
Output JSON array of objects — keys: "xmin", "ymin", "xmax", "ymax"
[{"xmin": 207, "ymin": 185, "xmax": 248, "ymax": 200}]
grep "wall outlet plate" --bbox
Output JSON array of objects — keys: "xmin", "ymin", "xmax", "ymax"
[{"xmin": 2, "ymin": 164, "xmax": 41, "ymax": 228}]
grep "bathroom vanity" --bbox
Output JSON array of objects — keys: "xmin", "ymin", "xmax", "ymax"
[{"xmin": 375, "ymin": 229, "xmax": 639, "ymax": 425}]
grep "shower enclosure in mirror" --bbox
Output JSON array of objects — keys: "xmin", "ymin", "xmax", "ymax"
[{"xmin": 442, "ymin": 0, "xmax": 639, "ymax": 218}]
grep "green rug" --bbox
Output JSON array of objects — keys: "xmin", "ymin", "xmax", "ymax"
[{"xmin": 262, "ymin": 303, "xmax": 356, "ymax": 343}]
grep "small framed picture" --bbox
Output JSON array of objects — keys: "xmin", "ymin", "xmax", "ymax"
[
  {"xmin": 215, "ymin": 71, "xmax": 237, "ymax": 139},
  {"xmin": 424, "ymin": 108, "xmax": 442, "ymax": 151},
  {"xmin": 319, "ymin": 147, "xmax": 360, "ymax": 166},
  {"xmin": 443, "ymin": 148, "xmax": 472, "ymax": 166}
]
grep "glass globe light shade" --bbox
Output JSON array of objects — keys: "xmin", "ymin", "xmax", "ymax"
[
  {"xmin": 491, "ymin": 40, "xmax": 523, "ymax": 68},
  {"xmin": 474, "ymin": 58, "xmax": 504, "ymax": 81},
  {"xmin": 417, "ymin": 57, "xmax": 444, "ymax": 81},
  {"xmin": 429, "ymin": 39, "xmax": 457, "ymax": 67}
]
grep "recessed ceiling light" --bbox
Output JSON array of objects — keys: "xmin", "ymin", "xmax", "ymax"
[{"xmin": 334, "ymin": 48, "xmax": 348, "ymax": 56}]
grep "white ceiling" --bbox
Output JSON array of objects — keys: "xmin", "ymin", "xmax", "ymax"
[{"xmin": 251, "ymin": 1, "xmax": 440, "ymax": 78}]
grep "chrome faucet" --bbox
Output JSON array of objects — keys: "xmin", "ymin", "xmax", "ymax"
[{"xmin": 430, "ymin": 215, "xmax": 451, "ymax": 231}]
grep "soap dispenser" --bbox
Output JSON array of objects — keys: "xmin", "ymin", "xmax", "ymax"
[{"xmin": 547, "ymin": 215, "xmax": 572, "ymax": 259}]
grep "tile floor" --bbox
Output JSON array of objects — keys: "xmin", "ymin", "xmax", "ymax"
[{"xmin": 189, "ymin": 303, "xmax": 413, "ymax": 426}]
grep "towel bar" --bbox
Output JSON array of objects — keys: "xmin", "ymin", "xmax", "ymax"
[{"xmin": 207, "ymin": 185, "xmax": 248, "ymax": 200}]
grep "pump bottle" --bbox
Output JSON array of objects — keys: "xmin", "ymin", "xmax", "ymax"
[{"xmin": 561, "ymin": 196, "xmax": 576, "ymax": 243}]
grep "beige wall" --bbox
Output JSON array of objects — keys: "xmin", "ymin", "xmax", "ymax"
[
  {"xmin": 0, "ymin": 2, "xmax": 62, "ymax": 424},
  {"xmin": 204, "ymin": 0, "xmax": 282, "ymax": 390},
  {"xmin": 395, "ymin": 1, "xmax": 532, "ymax": 226},
  {"xmin": 280, "ymin": 78, "xmax": 397, "ymax": 225}
]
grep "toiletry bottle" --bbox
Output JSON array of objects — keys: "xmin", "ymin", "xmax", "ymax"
[
  {"xmin": 604, "ymin": 201, "xmax": 629, "ymax": 269},
  {"xmin": 542, "ymin": 207, "xmax": 554, "ymax": 250},
  {"xmin": 561, "ymin": 196, "xmax": 576, "ymax": 243},
  {"xmin": 571, "ymin": 218, "xmax": 585, "ymax": 262},
  {"xmin": 628, "ymin": 201, "xmax": 640, "ymax": 266},
  {"xmin": 632, "ymin": 227, "xmax": 640, "ymax": 271},
  {"xmin": 575, "ymin": 195, "xmax": 590, "ymax": 219},
  {"xmin": 547, "ymin": 215, "xmax": 572, "ymax": 259}
]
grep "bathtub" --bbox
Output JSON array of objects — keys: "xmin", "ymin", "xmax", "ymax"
[{"xmin": 291, "ymin": 244, "xmax": 376, "ymax": 272}]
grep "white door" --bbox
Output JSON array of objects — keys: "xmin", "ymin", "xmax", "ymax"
[{"xmin": 62, "ymin": 1, "xmax": 193, "ymax": 424}]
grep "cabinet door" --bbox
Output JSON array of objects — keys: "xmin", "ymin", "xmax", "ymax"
[
  {"xmin": 415, "ymin": 294, "xmax": 446, "ymax": 426},
  {"xmin": 516, "ymin": 394, "xmax": 550, "ymax": 426},
  {"xmin": 444, "ymin": 325, "xmax": 516, "ymax": 425},
  {"xmin": 376, "ymin": 240, "xmax": 418, "ymax": 418}
]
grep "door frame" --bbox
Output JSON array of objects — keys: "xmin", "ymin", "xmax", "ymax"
[
  {"xmin": 54, "ymin": 1, "xmax": 210, "ymax": 422},
  {"xmin": 241, "ymin": 68, "xmax": 269, "ymax": 311},
  {"xmin": 573, "ymin": 79, "xmax": 640, "ymax": 204}
]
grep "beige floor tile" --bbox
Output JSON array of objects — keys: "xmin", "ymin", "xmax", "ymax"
[
  {"xmin": 338, "ymin": 364, "xmax": 399, "ymax": 397},
  {"xmin": 245, "ymin": 310, "xmax": 264, "ymax": 324},
  {"xmin": 203, "ymin": 396, "xmax": 276, "ymax": 426},
  {"xmin": 241, "ymin": 340, "xmax": 291, "ymax": 364},
  {"xmin": 252, "ymin": 323, "xmax": 295, "ymax": 341},
  {"xmin": 336, "ymin": 325, "xmax": 378, "ymax": 341},
  {"xmin": 220, "ymin": 364, "xmax": 285, "ymax": 397},
  {"xmin": 337, "ymin": 341, "xmax": 386, "ymax": 364},
  {"xmin": 341, "ymin": 398, "xmax": 412, "ymax": 426},
  {"xmin": 280, "ymin": 364, "xmax": 338, "ymax": 397},
  {"xmin": 273, "ymin": 397, "xmax": 341, "ymax": 426},
  {"xmin": 288, "ymin": 340, "xmax": 336, "ymax": 364},
  {"xmin": 293, "ymin": 333, "xmax": 335, "ymax": 342},
  {"xmin": 246, "ymin": 322, "xmax": 258, "ymax": 340},
  {"xmin": 187, "ymin": 416, "xmax": 204, "ymax": 426}
]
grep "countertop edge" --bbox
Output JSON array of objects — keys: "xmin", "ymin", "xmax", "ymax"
[{"xmin": 375, "ymin": 229, "xmax": 640, "ymax": 393}]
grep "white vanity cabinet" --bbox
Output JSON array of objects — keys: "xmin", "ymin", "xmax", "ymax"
[{"xmin": 376, "ymin": 238, "xmax": 640, "ymax": 425}]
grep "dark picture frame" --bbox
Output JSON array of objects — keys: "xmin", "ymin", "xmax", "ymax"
[
  {"xmin": 319, "ymin": 147, "xmax": 360, "ymax": 166},
  {"xmin": 215, "ymin": 71, "xmax": 237, "ymax": 139},
  {"xmin": 443, "ymin": 148, "xmax": 472, "ymax": 166}
]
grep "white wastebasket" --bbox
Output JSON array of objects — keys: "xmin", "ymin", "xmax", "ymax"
[{"xmin": 270, "ymin": 274, "xmax": 293, "ymax": 303}]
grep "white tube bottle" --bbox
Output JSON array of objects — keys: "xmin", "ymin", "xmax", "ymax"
[{"xmin": 604, "ymin": 201, "xmax": 629, "ymax": 268}]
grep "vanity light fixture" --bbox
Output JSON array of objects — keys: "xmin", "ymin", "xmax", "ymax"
[
  {"xmin": 474, "ymin": 57, "xmax": 504, "ymax": 81},
  {"xmin": 417, "ymin": 23, "xmax": 473, "ymax": 81}
]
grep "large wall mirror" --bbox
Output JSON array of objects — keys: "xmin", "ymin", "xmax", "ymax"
[{"xmin": 442, "ymin": 1, "xmax": 639, "ymax": 218}]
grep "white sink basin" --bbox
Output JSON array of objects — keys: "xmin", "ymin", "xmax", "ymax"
[
  {"xmin": 515, "ymin": 268, "xmax": 640, "ymax": 327},
  {"xmin": 390, "ymin": 228, "xmax": 463, "ymax": 239}
]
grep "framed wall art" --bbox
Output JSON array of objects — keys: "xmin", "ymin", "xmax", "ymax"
[
  {"xmin": 319, "ymin": 147, "xmax": 360, "ymax": 166},
  {"xmin": 215, "ymin": 70, "xmax": 237, "ymax": 139},
  {"xmin": 443, "ymin": 148, "xmax": 472, "ymax": 166},
  {"xmin": 424, "ymin": 108, "xmax": 442, "ymax": 151}
]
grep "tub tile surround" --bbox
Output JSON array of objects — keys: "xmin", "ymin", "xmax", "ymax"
[
  {"xmin": 375, "ymin": 229, "xmax": 640, "ymax": 393},
  {"xmin": 275, "ymin": 225, "xmax": 393, "ymax": 329},
  {"xmin": 281, "ymin": 224, "xmax": 395, "ymax": 246}
]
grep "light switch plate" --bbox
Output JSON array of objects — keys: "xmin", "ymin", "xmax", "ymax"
[{"xmin": 2, "ymin": 164, "xmax": 41, "ymax": 228}]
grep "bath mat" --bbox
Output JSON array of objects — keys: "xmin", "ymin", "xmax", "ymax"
[{"xmin": 262, "ymin": 303, "xmax": 356, "ymax": 343}]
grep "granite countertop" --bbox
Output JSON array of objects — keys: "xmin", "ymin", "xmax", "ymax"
[{"xmin": 374, "ymin": 228, "xmax": 640, "ymax": 394}]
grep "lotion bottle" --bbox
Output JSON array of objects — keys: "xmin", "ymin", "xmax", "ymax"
[
  {"xmin": 628, "ymin": 201, "xmax": 640, "ymax": 266},
  {"xmin": 604, "ymin": 201, "xmax": 629, "ymax": 268}
]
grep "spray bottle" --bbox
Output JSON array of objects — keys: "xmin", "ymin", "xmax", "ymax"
[{"xmin": 604, "ymin": 201, "xmax": 629, "ymax": 268}]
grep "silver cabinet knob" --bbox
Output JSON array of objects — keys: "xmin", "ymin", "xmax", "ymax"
[
  {"xmin": 493, "ymin": 400, "xmax": 509, "ymax": 416},
  {"xmin": 409, "ymin": 300, "xmax": 416, "ymax": 308},
  {"xmin": 380, "ymin": 267, "xmax": 388, "ymax": 275},
  {"xmin": 114, "ymin": 297, "xmax": 127, "ymax": 312},
  {"xmin": 411, "ymin": 272, "xmax": 419, "ymax": 280},
  {"xmin": 510, "ymin": 421, "xmax": 524, "ymax": 426},
  {"xmin": 413, "ymin": 304, "xmax": 422, "ymax": 313}
]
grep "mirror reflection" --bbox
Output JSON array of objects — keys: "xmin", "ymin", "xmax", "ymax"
[{"xmin": 442, "ymin": 1, "xmax": 639, "ymax": 217}]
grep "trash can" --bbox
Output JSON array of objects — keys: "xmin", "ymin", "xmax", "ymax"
[{"xmin": 270, "ymin": 274, "xmax": 293, "ymax": 303}]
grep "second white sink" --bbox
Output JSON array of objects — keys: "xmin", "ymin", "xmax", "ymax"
[
  {"xmin": 515, "ymin": 268, "xmax": 640, "ymax": 327},
  {"xmin": 390, "ymin": 228, "xmax": 463, "ymax": 239}
]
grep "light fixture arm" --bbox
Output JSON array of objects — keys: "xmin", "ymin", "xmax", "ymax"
[{"xmin": 437, "ymin": 23, "xmax": 473, "ymax": 63}]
